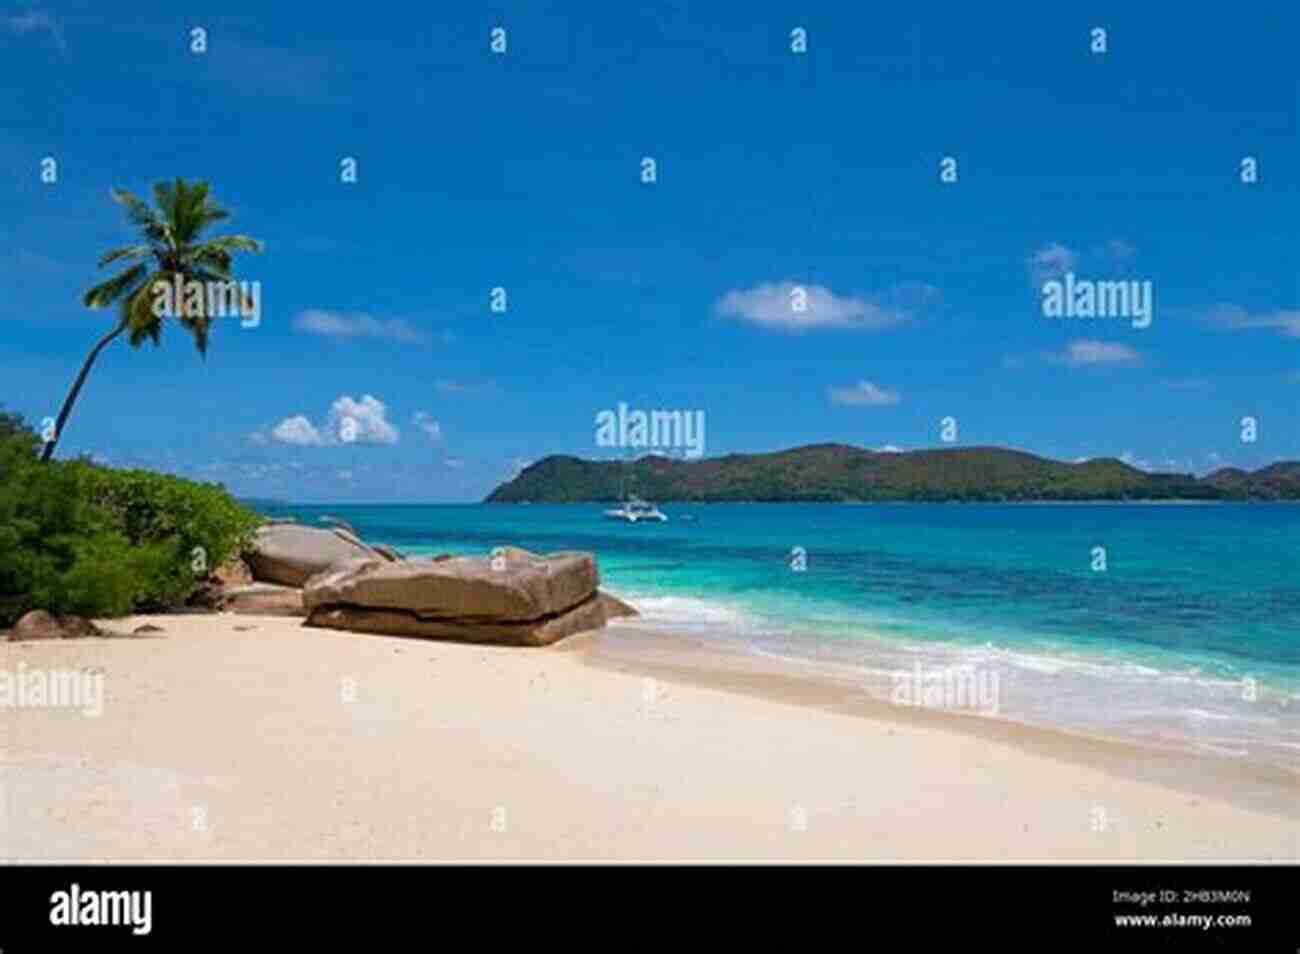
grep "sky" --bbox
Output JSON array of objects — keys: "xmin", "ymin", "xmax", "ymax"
[{"xmin": 1, "ymin": 2, "xmax": 1297, "ymax": 502}]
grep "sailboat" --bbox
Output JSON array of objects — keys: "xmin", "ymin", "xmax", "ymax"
[{"xmin": 603, "ymin": 485, "xmax": 668, "ymax": 523}]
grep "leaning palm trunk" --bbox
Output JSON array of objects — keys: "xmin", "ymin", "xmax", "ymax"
[{"xmin": 40, "ymin": 314, "xmax": 129, "ymax": 462}]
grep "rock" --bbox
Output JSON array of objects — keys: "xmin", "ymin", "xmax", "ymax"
[
  {"xmin": 305, "ymin": 593, "xmax": 609, "ymax": 647},
  {"xmin": 371, "ymin": 544, "xmax": 404, "ymax": 562},
  {"xmin": 492, "ymin": 546, "xmax": 540, "ymax": 561},
  {"xmin": 185, "ymin": 581, "xmax": 225, "ymax": 610},
  {"xmin": 319, "ymin": 515, "xmax": 359, "ymax": 535},
  {"xmin": 303, "ymin": 552, "xmax": 599, "ymax": 622},
  {"xmin": 595, "ymin": 590, "xmax": 639, "ymax": 620},
  {"xmin": 216, "ymin": 583, "xmax": 306, "ymax": 617},
  {"xmin": 245, "ymin": 523, "xmax": 380, "ymax": 587},
  {"xmin": 301, "ymin": 556, "xmax": 384, "ymax": 589},
  {"xmin": 213, "ymin": 556, "xmax": 254, "ymax": 587},
  {"xmin": 133, "ymin": 624, "xmax": 165, "ymax": 634},
  {"xmin": 9, "ymin": 610, "xmax": 102, "ymax": 641},
  {"xmin": 301, "ymin": 549, "xmax": 608, "ymax": 646}
]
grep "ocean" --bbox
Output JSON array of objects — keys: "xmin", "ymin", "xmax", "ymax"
[{"xmin": 259, "ymin": 501, "xmax": 1300, "ymax": 769}]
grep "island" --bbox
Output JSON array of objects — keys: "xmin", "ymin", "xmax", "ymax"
[{"xmin": 484, "ymin": 444, "xmax": 1300, "ymax": 503}]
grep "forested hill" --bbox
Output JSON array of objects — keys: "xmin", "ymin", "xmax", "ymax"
[{"xmin": 484, "ymin": 444, "xmax": 1300, "ymax": 503}]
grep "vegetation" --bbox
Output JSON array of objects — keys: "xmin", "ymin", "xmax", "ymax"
[
  {"xmin": 42, "ymin": 178, "xmax": 263, "ymax": 461},
  {"xmin": 485, "ymin": 444, "xmax": 1300, "ymax": 503},
  {"xmin": 0, "ymin": 413, "xmax": 261, "ymax": 626}
]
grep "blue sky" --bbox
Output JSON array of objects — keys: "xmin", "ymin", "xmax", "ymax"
[{"xmin": 2, "ymin": 2, "xmax": 1296, "ymax": 501}]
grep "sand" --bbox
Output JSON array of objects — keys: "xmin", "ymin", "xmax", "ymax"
[{"xmin": 2, "ymin": 613, "xmax": 1296, "ymax": 862}]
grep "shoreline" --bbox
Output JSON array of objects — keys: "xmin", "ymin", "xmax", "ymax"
[
  {"xmin": 3, "ymin": 613, "xmax": 1295, "ymax": 861},
  {"xmin": 581, "ymin": 624, "xmax": 1300, "ymax": 821}
]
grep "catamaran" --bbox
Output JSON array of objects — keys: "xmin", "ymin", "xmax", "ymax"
[{"xmin": 604, "ymin": 494, "xmax": 668, "ymax": 523}]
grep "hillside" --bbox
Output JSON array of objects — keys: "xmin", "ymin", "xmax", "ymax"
[
  {"xmin": 1203, "ymin": 462, "xmax": 1300, "ymax": 500},
  {"xmin": 482, "ymin": 444, "xmax": 1297, "ymax": 503}
]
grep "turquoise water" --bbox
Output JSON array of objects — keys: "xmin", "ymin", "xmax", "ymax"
[{"xmin": 261, "ymin": 501, "xmax": 1300, "ymax": 766}]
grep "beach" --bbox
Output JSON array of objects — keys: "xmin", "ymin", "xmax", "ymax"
[{"xmin": 4, "ymin": 613, "xmax": 1296, "ymax": 863}]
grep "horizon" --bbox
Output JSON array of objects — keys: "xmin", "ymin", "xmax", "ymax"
[
  {"xmin": 241, "ymin": 442, "xmax": 1300, "ymax": 507},
  {"xmin": 4, "ymin": 4, "xmax": 1297, "ymax": 502}
]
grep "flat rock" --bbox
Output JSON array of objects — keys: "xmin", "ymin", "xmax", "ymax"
[
  {"xmin": 246, "ymin": 523, "xmax": 380, "ymax": 587},
  {"xmin": 305, "ymin": 592, "xmax": 608, "ymax": 647},
  {"xmin": 595, "ymin": 590, "xmax": 639, "ymax": 619},
  {"xmin": 9, "ymin": 610, "xmax": 102, "ymax": 641},
  {"xmin": 217, "ymin": 583, "xmax": 306, "ymax": 617},
  {"xmin": 492, "ymin": 546, "xmax": 540, "ymax": 561},
  {"xmin": 303, "ymin": 551, "xmax": 598, "ymax": 622},
  {"xmin": 371, "ymin": 544, "xmax": 404, "ymax": 562}
]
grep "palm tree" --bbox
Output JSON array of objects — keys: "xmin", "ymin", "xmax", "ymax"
[{"xmin": 41, "ymin": 178, "xmax": 263, "ymax": 461}]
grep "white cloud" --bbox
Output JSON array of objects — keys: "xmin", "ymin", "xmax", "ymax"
[
  {"xmin": 1120, "ymin": 451, "xmax": 1152, "ymax": 472},
  {"xmin": 1027, "ymin": 243, "xmax": 1078, "ymax": 283},
  {"xmin": 4, "ymin": 10, "xmax": 65, "ymax": 51},
  {"xmin": 826, "ymin": 380, "xmax": 901, "ymax": 407},
  {"xmin": 1055, "ymin": 339, "xmax": 1141, "ymax": 367},
  {"xmin": 247, "ymin": 431, "xmax": 269, "ymax": 446},
  {"xmin": 1205, "ymin": 304, "xmax": 1300, "ymax": 338},
  {"xmin": 716, "ymin": 281, "xmax": 907, "ymax": 331},
  {"xmin": 264, "ymin": 395, "xmax": 399, "ymax": 447},
  {"xmin": 412, "ymin": 411, "xmax": 441, "ymax": 441},
  {"xmin": 875, "ymin": 444, "xmax": 904, "ymax": 453},
  {"xmin": 293, "ymin": 310, "xmax": 429, "ymax": 344},
  {"xmin": 328, "ymin": 395, "xmax": 399, "ymax": 445},
  {"xmin": 270, "ymin": 415, "xmax": 325, "ymax": 446}
]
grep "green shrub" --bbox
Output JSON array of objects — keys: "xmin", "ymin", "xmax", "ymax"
[{"xmin": 0, "ymin": 412, "xmax": 262, "ymax": 625}]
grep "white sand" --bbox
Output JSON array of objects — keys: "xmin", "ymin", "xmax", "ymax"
[{"xmin": 2, "ymin": 613, "xmax": 1296, "ymax": 862}]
